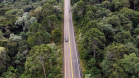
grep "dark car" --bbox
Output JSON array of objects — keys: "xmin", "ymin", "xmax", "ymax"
[{"xmin": 65, "ymin": 37, "xmax": 69, "ymax": 42}]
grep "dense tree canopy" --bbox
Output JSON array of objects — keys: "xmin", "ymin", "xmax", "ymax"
[
  {"xmin": 0, "ymin": 0, "xmax": 139, "ymax": 77},
  {"xmin": 0, "ymin": 0, "xmax": 63, "ymax": 77},
  {"xmin": 72, "ymin": 0, "xmax": 139, "ymax": 77}
]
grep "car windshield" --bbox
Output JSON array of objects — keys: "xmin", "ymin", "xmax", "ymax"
[{"xmin": 65, "ymin": 37, "xmax": 68, "ymax": 41}]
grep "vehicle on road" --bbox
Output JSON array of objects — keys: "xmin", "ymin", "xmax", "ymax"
[{"xmin": 65, "ymin": 37, "xmax": 69, "ymax": 42}]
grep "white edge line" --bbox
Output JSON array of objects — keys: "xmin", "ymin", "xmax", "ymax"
[{"xmin": 70, "ymin": 9, "xmax": 81, "ymax": 78}]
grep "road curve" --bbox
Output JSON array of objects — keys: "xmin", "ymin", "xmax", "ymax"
[{"xmin": 64, "ymin": 0, "xmax": 82, "ymax": 78}]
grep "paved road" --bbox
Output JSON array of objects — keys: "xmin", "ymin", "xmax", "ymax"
[{"xmin": 64, "ymin": 0, "xmax": 82, "ymax": 78}]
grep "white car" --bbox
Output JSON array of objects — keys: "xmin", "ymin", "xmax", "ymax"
[{"xmin": 65, "ymin": 37, "xmax": 69, "ymax": 42}]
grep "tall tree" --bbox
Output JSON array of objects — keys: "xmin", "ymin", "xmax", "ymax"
[
  {"xmin": 133, "ymin": 0, "xmax": 139, "ymax": 10},
  {"xmin": 40, "ymin": 3, "xmax": 54, "ymax": 22},
  {"xmin": 27, "ymin": 31, "xmax": 51, "ymax": 47},
  {"xmin": 120, "ymin": 53, "xmax": 139, "ymax": 77},
  {"xmin": 101, "ymin": 1, "xmax": 111, "ymax": 9},
  {"xmin": 29, "ymin": 22, "xmax": 44, "ymax": 35},
  {"xmin": 25, "ymin": 44, "xmax": 52, "ymax": 78},
  {"xmin": 120, "ymin": 0, "xmax": 130, "ymax": 8},
  {"xmin": 100, "ymin": 43, "xmax": 138, "ymax": 78},
  {"xmin": 114, "ymin": 31, "xmax": 132, "ymax": 44},
  {"xmin": 1, "ymin": 66, "xmax": 18, "ymax": 78},
  {"xmin": 77, "ymin": 0, "xmax": 85, "ymax": 20},
  {"xmin": 52, "ymin": 28, "xmax": 62, "ymax": 43},
  {"xmin": 102, "ymin": 24, "xmax": 115, "ymax": 45},
  {"xmin": 83, "ymin": 28, "xmax": 105, "ymax": 58},
  {"xmin": 129, "ymin": 0, "xmax": 139, "ymax": 10},
  {"xmin": 45, "ymin": 15, "xmax": 58, "ymax": 33}
]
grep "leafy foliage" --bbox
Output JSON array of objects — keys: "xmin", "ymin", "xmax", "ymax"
[
  {"xmin": 27, "ymin": 31, "xmax": 51, "ymax": 47},
  {"xmin": 9, "ymin": 34, "xmax": 22, "ymax": 42},
  {"xmin": 25, "ymin": 44, "xmax": 52, "ymax": 77},
  {"xmin": 25, "ymin": 44, "xmax": 62, "ymax": 78},
  {"xmin": 120, "ymin": 53, "xmax": 139, "ymax": 77},
  {"xmin": 72, "ymin": 0, "xmax": 139, "ymax": 77},
  {"xmin": 1, "ymin": 66, "xmax": 18, "ymax": 78},
  {"xmin": 0, "ymin": 0, "xmax": 63, "ymax": 77},
  {"xmin": 52, "ymin": 28, "xmax": 62, "ymax": 43}
]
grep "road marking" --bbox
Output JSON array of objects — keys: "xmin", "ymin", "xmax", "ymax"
[
  {"xmin": 69, "ymin": 13, "xmax": 81, "ymax": 78},
  {"xmin": 68, "ymin": 0, "xmax": 81, "ymax": 76},
  {"xmin": 68, "ymin": 8, "xmax": 74, "ymax": 78}
]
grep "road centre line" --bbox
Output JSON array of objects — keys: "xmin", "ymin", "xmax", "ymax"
[{"xmin": 68, "ymin": 8, "xmax": 74, "ymax": 78}]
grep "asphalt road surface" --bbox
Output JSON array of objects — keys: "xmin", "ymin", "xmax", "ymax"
[{"xmin": 64, "ymin": 0, "xmax": 82, "ymax": 78}]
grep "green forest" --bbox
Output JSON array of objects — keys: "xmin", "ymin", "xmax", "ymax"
[
  {"xmin": 0, "ymin": 0, "xmax": 63, "ymax": 78},
  {"xmin": 71, "ymin": 0, "xmax": 139, "ymax": 78},
  {"xmin": 0, "ymin": 0, "xmax": 139, "ymax": 78}
]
